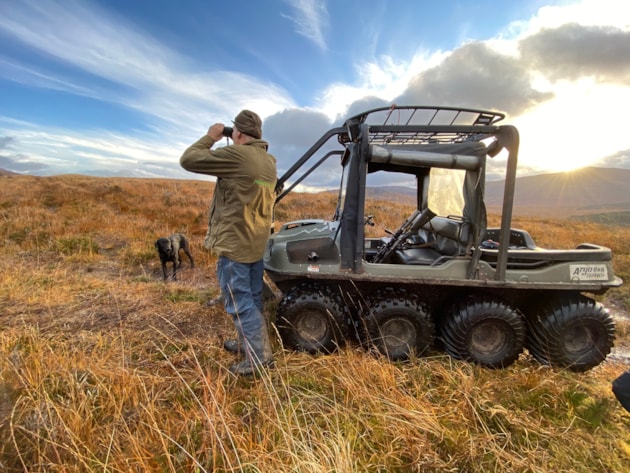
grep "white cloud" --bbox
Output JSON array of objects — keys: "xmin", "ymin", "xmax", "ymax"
[
  {"xmin": 281, "ymin": 0, "xmax": 329, "ymax": 50},
  {"xmin": 0, "ymin": 118, "xmax": 193, "ymax": 178},
  {"xmin": 0, "ymin": 0, "xmax": 298, "ymax": 178},
  {"xmin": 317, "ymin": 50, "xmax": 448, "ymax": 120},
  {"xmin": 0, "ymin": 0, "xmax": 173, "ymax": 88},
  {"xmin": 498, "ymin": 0, "xmax": 629, "ymax": 44},
  {"xmin": 1, "ymin": 0, "xmax": 630, "ymax": 181},
  {"xmin": 0, "ymin": 56, "xmax": 96, "ymax": 96},
  {"xmin": 0, "ymin": 0, "xmax": 295, "ymax": 129},
  {"xmin": 525, "ymin": 0, "xmax": 630, "ymax": 33}
]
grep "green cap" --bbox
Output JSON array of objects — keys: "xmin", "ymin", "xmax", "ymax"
[{"xmin": 233, "ymin": 110, "xmax": 262, "ymax": 139}]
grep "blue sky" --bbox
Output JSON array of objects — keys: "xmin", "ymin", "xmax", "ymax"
[{"xmin": 1, "ymin": 0, "xmax": 629, "ymax": 187}]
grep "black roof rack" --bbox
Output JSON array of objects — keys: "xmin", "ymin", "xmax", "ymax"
[{"xmin": 343, "ymin": 105, "xmax": 505, "ymax": 145}]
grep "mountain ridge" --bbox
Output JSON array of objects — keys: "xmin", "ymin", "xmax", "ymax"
[
  {"xmin": 2, "ymin": 166, "xmax": 628, "ymax": 218},
  {"xmin": 485, "ymin": 167, "xmax": 630, "ymax": 216},
  {"xmin": 367, "ymin": 167, "xmax": 629, "ymax": 218}
]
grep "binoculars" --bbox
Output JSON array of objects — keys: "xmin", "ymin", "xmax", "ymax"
[{"xmin": 222, "ymin": 126, "xmax": 233, "ymax": 138}]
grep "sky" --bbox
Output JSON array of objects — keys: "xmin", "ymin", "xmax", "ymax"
[{"xmin": 1, "ymin": 0, "xmax": 630, "ymax": 188}]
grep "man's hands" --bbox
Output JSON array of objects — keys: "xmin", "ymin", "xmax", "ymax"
[{"xmin": 207, "ymin": 123, "xmax": 226, "ymax": 141}]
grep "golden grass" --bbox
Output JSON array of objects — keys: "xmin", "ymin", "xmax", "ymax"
[{"xmin": 0, "ymin": 174, "xmax": 629, "ymax": 472}]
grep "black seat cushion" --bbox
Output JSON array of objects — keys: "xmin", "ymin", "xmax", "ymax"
[{"xmin": 392, "ymin": 248, "xmax": 442, "ymax": 265}]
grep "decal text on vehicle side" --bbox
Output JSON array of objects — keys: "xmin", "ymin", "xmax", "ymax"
[{"xmin": 570, "ymin": 264, "xmax": 608, "ymax": 280}]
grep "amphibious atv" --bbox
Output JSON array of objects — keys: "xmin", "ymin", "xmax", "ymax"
[{"xmin": 264, "ymin": 105, "xmax": 622, "ymax": 371}]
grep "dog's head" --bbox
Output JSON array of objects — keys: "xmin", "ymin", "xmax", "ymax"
[{"xmin": 155, "ymin": 237, "xmax": 174, "ymax": 257}]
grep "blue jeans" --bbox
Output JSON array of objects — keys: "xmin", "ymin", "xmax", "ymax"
[{"xmin": 216, "ymin": 256, "xmax": 272, "ymax": 363}]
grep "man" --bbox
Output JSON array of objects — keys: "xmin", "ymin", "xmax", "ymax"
[{"xmin": 180, "ymin": 110, "xmax": 276, "ymax": 376}]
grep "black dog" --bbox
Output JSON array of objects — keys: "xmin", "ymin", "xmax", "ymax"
[
  {"xmin": 155, "ymin": 233, "xmax": 194, "ymax": 281},
  {"xmin": 613, "ymin": 370, "xmax": 630, "ymax": 413}
]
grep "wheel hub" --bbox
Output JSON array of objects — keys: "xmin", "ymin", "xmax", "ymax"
[
  {"xmin": 380, "ymin": 317, "xmax": 415, "ymax": 350},
  {"xmin": 296, "ymin": 310, "xmax": 328, "ymax": 342},
  {"xmin": 470, "ymin": 321, "xmax": 508, "ymax": 356},
  {"xmin": 563, "ymin": 324, "xmax": 596, "ymax": 355}
]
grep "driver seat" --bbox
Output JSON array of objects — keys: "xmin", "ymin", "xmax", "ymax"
[{"xmin": 392, "ymin": 216, "xmax": 471, "ymax": 265}]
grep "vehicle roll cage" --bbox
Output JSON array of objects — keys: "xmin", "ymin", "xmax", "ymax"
[{"xmin": 273, "ymin": 104, "xmax": 519, "ymax": 281}]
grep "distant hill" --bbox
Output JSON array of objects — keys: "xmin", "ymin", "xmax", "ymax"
[
  {"xmin": 485, "ymin": 167, "xmax": 630, "ymax": 217},
  {"xmin": 366, "ymin": 186, "xmax": 415, "ymax": 203},
  {"xmin": 3, "ymin": 166, "xmax": 627, "ymax": 220},
  {"xmin": 368, "ymin": 167, "xmax": 630, "ymax": 219}
]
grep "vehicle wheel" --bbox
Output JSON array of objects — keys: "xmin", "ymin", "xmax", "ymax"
[
  {"xmin": 276, "ymin": 284, "xmax": 351, "ymax": 354},
  {"xmin": 365, "ymin": 290, "xmax": 434, "ymax": 361},
  {"xmin": 527, "ymin": 295, "xmax": 615, "ymax": 372},
  {"xmin": 441, "ymin": 298, "xmax": 526, "ymax": 368}
]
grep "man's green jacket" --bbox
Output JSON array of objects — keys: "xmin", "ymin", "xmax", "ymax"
[{"xmin": 180, "ymin": 135, "xmax": 277, "ymax": 263}]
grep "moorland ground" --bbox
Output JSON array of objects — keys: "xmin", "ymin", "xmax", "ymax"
[{"xmin": 0, "ymin": 174, "xmax": 629, "ymax": 472}]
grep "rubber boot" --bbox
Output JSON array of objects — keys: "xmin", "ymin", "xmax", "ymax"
[
  {"xmin": 230, "ymin": 323, "xmax": 274, "ymax": 376},
  {"xmin": 223, "ymin": 332, "xmax": 245, "ymax": 354}
]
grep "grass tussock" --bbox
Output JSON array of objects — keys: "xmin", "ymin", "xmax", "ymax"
[
  {"xmin": 2, "ymin": 333, "xmax": 629, "ymax": 472},
  {"xmin": 0, "ymin": 173, "xmax": 629, "ymax": 472}
]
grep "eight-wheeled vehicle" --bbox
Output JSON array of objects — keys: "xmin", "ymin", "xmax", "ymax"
[{"xmin": 264, "ymin": 105, "xmax": 622, "ymax": 371}]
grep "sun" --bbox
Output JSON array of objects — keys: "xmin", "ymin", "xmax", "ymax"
[{"xmin": 513, "ymin": 81, "xmax": 630, "ymax": 173}]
